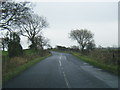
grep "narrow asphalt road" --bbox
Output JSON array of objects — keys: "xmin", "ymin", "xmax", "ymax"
[{"xmin": 3, "ymin": 51, "xmax": 119, "ymax": 88}]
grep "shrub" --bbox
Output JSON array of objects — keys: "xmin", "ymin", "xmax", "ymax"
[
  {"xmin": 7, "ymin": 32, "xmax": 23, "ymax": 58},
  {"xmin": 8, "ymin": 41, "xmax": 23, "ymax": 58}
]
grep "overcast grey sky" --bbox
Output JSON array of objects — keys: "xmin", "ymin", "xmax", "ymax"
[{"xmin": 21, "ymin": 2, "xmax": 118, "ymax": 48}]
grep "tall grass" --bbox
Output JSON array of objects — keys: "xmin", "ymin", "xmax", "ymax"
[
  {"xmin": 88, "ymin": 49, "xmax": 118, "ymax": 65},
  {"xmin": 2, "ymin": 49, "xmax": 51, "ymax": 84},
  {"xmin": 71, "ymin": 48, "xmax": 119, "ymax": 75},
  {"xmin": 52, "ymin": 48, "xmax": 119, "ymax": 75}
]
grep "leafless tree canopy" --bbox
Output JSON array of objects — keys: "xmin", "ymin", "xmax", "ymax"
[
  {"xmin": 70, "ymin": 29, "xmax": 94, "ymax": 52},
  {"xmin": 0, "ymin": 1, "xmax": 31, "ymax": 31},
  {"xmin": 17, "ymin": 13, "xmax": 48, "ymax": 48},
  {"xmin": 19, "ymin": 14, "xmax": 48, "ymax": 38},
  {"xmin": 34, "ymin": 35, "xmax": 50, "ymax": 50},
  {"xmin": 0, "ymin": 1, "xmax": 49, "ymax": 50}
]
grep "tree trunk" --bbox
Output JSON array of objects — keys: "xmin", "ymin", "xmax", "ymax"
[
  {"xmin": 2, "ymin": 43, "xmax": 5, "ymax": 51},
  {"xmin": 30, "ymin": 38, "xmax": 36, "ymax": 50}
]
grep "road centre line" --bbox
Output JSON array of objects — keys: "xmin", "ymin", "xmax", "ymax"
[
  {"xmin": 60, "ymin": 56, "xmax": 62, "ymax": 60},
  {"xmin": 63, "ymin": 71, "xmax": 71, "ymax": 88},
  {"xmin": 97, "ymin": 69, "xmax": 102, "ymax": 70},
  {"xmin": 59, "ymin": 60, "xmax": 62, "ymax": 67},
  {"xmin": 83, "ymin": 63, "xmax": 88, "ymax": 65}
]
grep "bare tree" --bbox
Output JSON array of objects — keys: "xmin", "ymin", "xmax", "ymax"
[
  {"xmin": 34, "ymin": 35, "xmax": 50, "ymax": 50},
  {"xmin": 0, "ymin": 1, "xmax": 31, "ymax": 52},
  {"xmin": 69, "ymin": 29, "xmax": 94, "ymax": 52},
  {"xmin": 86, "ymin": 40, "xmax": 95, "ymax": 52},
  {"xmin": 18, "ymin": 14, "xmax": 48, "ymax": 49},
  {"xmin": 0, "ymin": 1, "xmax": 31, "ymax": 31}
]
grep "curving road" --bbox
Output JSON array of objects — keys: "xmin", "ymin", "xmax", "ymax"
[{"xmin": 3, "ymin": 51, "xmax": 119, "ymax": 88}]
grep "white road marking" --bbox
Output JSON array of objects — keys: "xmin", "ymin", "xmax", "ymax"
[
  {"xmin": 59, "ymin": 60, "xmax": 62, "ymax": 67},
  {"xmin": 83, "ymin": 63, "xmax": 88, "ymax": 65},
  {"xmin": 60, "ymin": 56, "xmax": 62, "ymax": 60},
  {"xmin": 63, "ymin": 71, "xmax": 71, "ymax": 88},
  {"xmin": 97, "ymin": 69, "xmax": 102, "ymax": 71}
]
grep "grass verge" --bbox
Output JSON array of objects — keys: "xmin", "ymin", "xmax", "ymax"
[
  {"xmin": 3, "ymin": 54, "xmax": 51, "ymax": 84},
  {"xmin": 51, "ymin": 49, "xmax": 71, "ymax": 53},
  {"xmin": 72, "ymin": 52, "xmax": 118, "ymax": 75},
  {"xmin": 2, "ymin": 51, "xmax": 8, "ymax": 57},
  {"xmin": 51, "ymin": 50, "xmax": 118, "ymax": 75}
]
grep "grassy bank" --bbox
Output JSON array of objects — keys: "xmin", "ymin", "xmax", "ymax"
[
  {"xmin": 51, "ymin": 49, "xmax": 71, "ymax": 53},
  {"xmin": 72, "ymin": 52, "xmax": 118, "ymax": 75},
  {"xmin": 51, "ymin": 49, "xmax": 119, "ymax": 75},
  {"xmin": 2, "ymin": 49, "xmax": 51, "ymax": 84},
  {"xmin": 3, "ymin": 54, "xmax": 51, "ymax": 84}
]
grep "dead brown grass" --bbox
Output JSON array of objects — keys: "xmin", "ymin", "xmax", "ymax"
[
  {"xmin": 88, "ymin": 48, "xmax": 119, "ymax": 65},
  {"xmin": 2, "ymin": 50, "xmax": 50, "ymax": 77}
]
